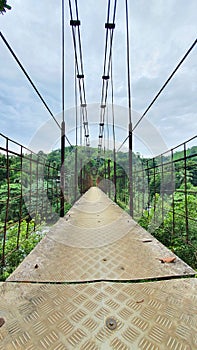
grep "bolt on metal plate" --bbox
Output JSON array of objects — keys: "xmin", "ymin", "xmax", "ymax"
[
  {"xmin": 0, "ymin": 318, "xmax": 5, "ymax": 327},
  {"xmin": 106, "ymin": 317, "xmax": 117, "ymax": 330}
]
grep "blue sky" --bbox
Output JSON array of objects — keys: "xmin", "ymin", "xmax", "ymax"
[{"xmin": 0, "ymin": 0, "xmax": 196, "ymax": 157}]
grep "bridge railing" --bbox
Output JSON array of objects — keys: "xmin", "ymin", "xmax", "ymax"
[
  {"xmin": 133, "ymin": 136, "xmax": 197, "ymax": 269},
  {"xmin": 0, "ymin": 134, "xmax": 60, "ymax": 272}
]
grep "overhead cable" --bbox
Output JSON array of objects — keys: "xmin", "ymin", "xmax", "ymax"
[
  {"xmin": 132, "ymin": 38, "xmax": 197, "ymax": 132},
  {"xmin": 110, "ymin": 55, "xmax": 117, "ymax": 201},
  {"xmin": 62, "ymin": 0, "xmax": 65, "ymax": 122},
  {"xmin": 98, "ymin": 0, "xmax": 117, "ymax": 152},
  {"xmin": 118, "ymin": 38, "xmax": 197, "ymax": 152},
  {"xmin": 117, "ymin": 135, "xmax": 129, "ymax": 152},
  {"xmin": 0, "ymin": 32, "xmax": 60, "ymax": 129},
  {"xmin": 0, "ymin": 31, "xmax": 73, "ymax": 147},
  {"xmin": 110, "ymin": 55, "xmax": 116, "ymax": 152},
  {"xmin": 69, "ymin": 0, "xmax": 90, "ymax": 147},
  {"xmin": 125, "ymin": 0, "xmax": 132, "ymax": 125}
]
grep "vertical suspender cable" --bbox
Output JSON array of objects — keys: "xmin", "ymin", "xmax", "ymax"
[
  {"xmin": 110, "ymin": 52, "xmax": 117, "ymax": 202},
  {"xmin": 60, "ymin": 0, "xmax": 65, "ymax": 217},
  {"xmin": 98, "ymin": 0, "xmax": 117, "ymax": 154},
  {"xmin": 80, "ymin": 101, "xmax": 83, "ymax": 194},
  {"xmin": 125, "ymin": 0, "xmax": 133, "ymax": 217},
  {"xmin": 101, "ymin": 0, "xmax": 111, "ymax": 104},
  {"xmin": 104, "ymin": 124, "xmax": 106, "ymax": 179},
  {"xmin": 106, "ymin": 106, "xmax": 109, "ymax": 152},
  {"xmin": 74, "ymin": 62, "xmax": 78, "ymax": 201},
  {"xmin": 125, "ymin": 0, "xmax": 132, "ymax": 125},
  {"xmin": 69, "ymin": 0, "xmax": 90, "ymax": 147},
  {"xmin": 62, "ymin": 0, "xmax": 65, "ymax": 122}
]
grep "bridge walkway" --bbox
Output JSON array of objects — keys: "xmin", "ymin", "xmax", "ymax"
[{"xmin": 0, "ymin": 187, "xmax": 196, "ymax": 349}]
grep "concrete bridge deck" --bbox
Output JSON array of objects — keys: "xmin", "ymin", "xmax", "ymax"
[{"xmin": 0, "ymin": 187, "xmax": 196, "ymax": 349}]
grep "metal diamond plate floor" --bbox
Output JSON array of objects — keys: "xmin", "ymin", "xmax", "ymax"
[
  {"xmin": 8, "ymin": 187, "xmax": 195, "ymax": 283},
  {"xmin": 1, "ymin": 188, "xmax": 197, "ymax": 349},
  {"xmin": 0, "ymin": 279, "xmax": 197, "ymax": 350}
]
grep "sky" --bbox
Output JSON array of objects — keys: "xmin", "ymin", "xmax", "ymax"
[{"xmin": 0, "ymin": 0, "xmax": 197, "ymax": 157}]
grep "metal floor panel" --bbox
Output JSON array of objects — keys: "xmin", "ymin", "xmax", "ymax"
[
  {"xmin": 8, "ymin": 188, "xmax": 195, "ymax": 282},
  {"xmin": 0, "ymin": 279, "xmax": 196, "ymax": 350},
  {"xmin": 2, "ymin": 188, "xmax": 197, "ymax": 349},
  {"xmin": 8, "ymin": 187, "xmax": 195, "ymax": 283}
]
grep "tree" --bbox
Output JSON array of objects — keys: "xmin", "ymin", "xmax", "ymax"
[{"xmin": 0, "ymin": 0, "xmax": 11, "ymax": 14}]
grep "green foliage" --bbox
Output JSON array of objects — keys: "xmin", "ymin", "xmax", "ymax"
[
  {"xmin": 0, "ymin": 144, "xmax": 197, "ymax": 280},
  {"xmin": 0, "ymin": 150, "xmax": 72, "ymax": 280},
  {"xmin": 0, "ymin": 220, "xmax": 45, "ymax": 281},
  {"xmin": 117, "ymin": 199, "xmax": 129, "ymax": 213},
  {"xmin": 138, "ymin": 188, "xmax": 197, "ymax": 270},
  {"xmin": 0, "ymin": 182, "xmax": 28, "ymax": 222},
  {"xmin": 0, "ymin": 0, "xmax": 11, "ymax": 14}
]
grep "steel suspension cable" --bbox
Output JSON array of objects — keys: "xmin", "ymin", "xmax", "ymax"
[
  {"xmin": 132, "ymin": 38, "xmax": 197, "ymax": 132},
  {"xmin": 0, "ymin": 31, "xmax": 74, "ymax": 147},
  {"xmin": 103, "ymin": 17, "xmax": 116, "ymax": 106},
  {"xmin": 68, "ymin": 0, "xmax": 90, "ymax": 146},
  {"xmin": 75, "ymin": 63, "xmax": 78, "ymax": 148},
  {"xmin": 101, "ymin": 0, "xmax": 117, "ymax": 107},
  {"xmin": 117, "ymin": 135, "xmax": 129, "ymax": 152},
  {"xmin": 62, "ymin": 0, "xmax": 65, "ymax": 123},
  {"xmin": 125, "ymin": 0, "xmax": 132, "ymax": 125},
  {"xmin": 110, "ymin": 53, "xmax": 116, "ymax": 159},
  {"xmin": 125, "ymin": 0, "xmax": 133, "ymax": 216},
  {"xmin": 101, "ymin": 0, "xmax": 111, "ymax": 104},
  {"xmin": 0, "ymin": 31, "xmax": 60, "ymax": 129},
  {"xmin": 98, "ymin": 0, "xmax": 117, "ymax": 152},
  {"xmin": 74, "ymin": 60, "xmax": 78, "ymax": 200},
  {"xmin": 61, "ymin": 3, "xmax": 73, "ymax": 151},
  {"xmin": 74, "ymin": 0, "xmax": 86, "ymax": 104},
  {"xmin": 117, "ymin": 38, "xmax": 197, "ymax": 151},
  {"xmin": 69, "ymin": 38, "xmax": 87, "ymax": 143},
  {"xmin": 74, "ymin": 0, "xmax": 79, "ymax": 20},
  {"xmin": 105, "ymin": 0, "xmax": 117, "ymax": 84}
]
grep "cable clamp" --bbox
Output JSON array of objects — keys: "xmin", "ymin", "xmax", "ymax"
[
  {"xmin": 105, "ymin": 23, "xmax": 115, "ymax": 29},
  {"xmin": 77, "ymin": 74, "xmax": 84, "ymax": 79},
  {"xmin": 102, "ymin": 75, "xmax": 110, "ymax": 80},
  {"xmin": 70, "ymin": 19, "xmax": 81, "ymax": 26}
]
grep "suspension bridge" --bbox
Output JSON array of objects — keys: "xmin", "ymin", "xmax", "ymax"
[{"xmin": 0, "ymin": 0, "xmax": 197, "ymax": 349}]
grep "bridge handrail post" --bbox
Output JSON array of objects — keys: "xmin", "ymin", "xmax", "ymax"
[
  {"xmin": 129, "ymin": 123, "xmax": 133, "ymax": 217},
  {"xmin": 60, "ymin": 121, "xmax": 65, "ymax": 217}
]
